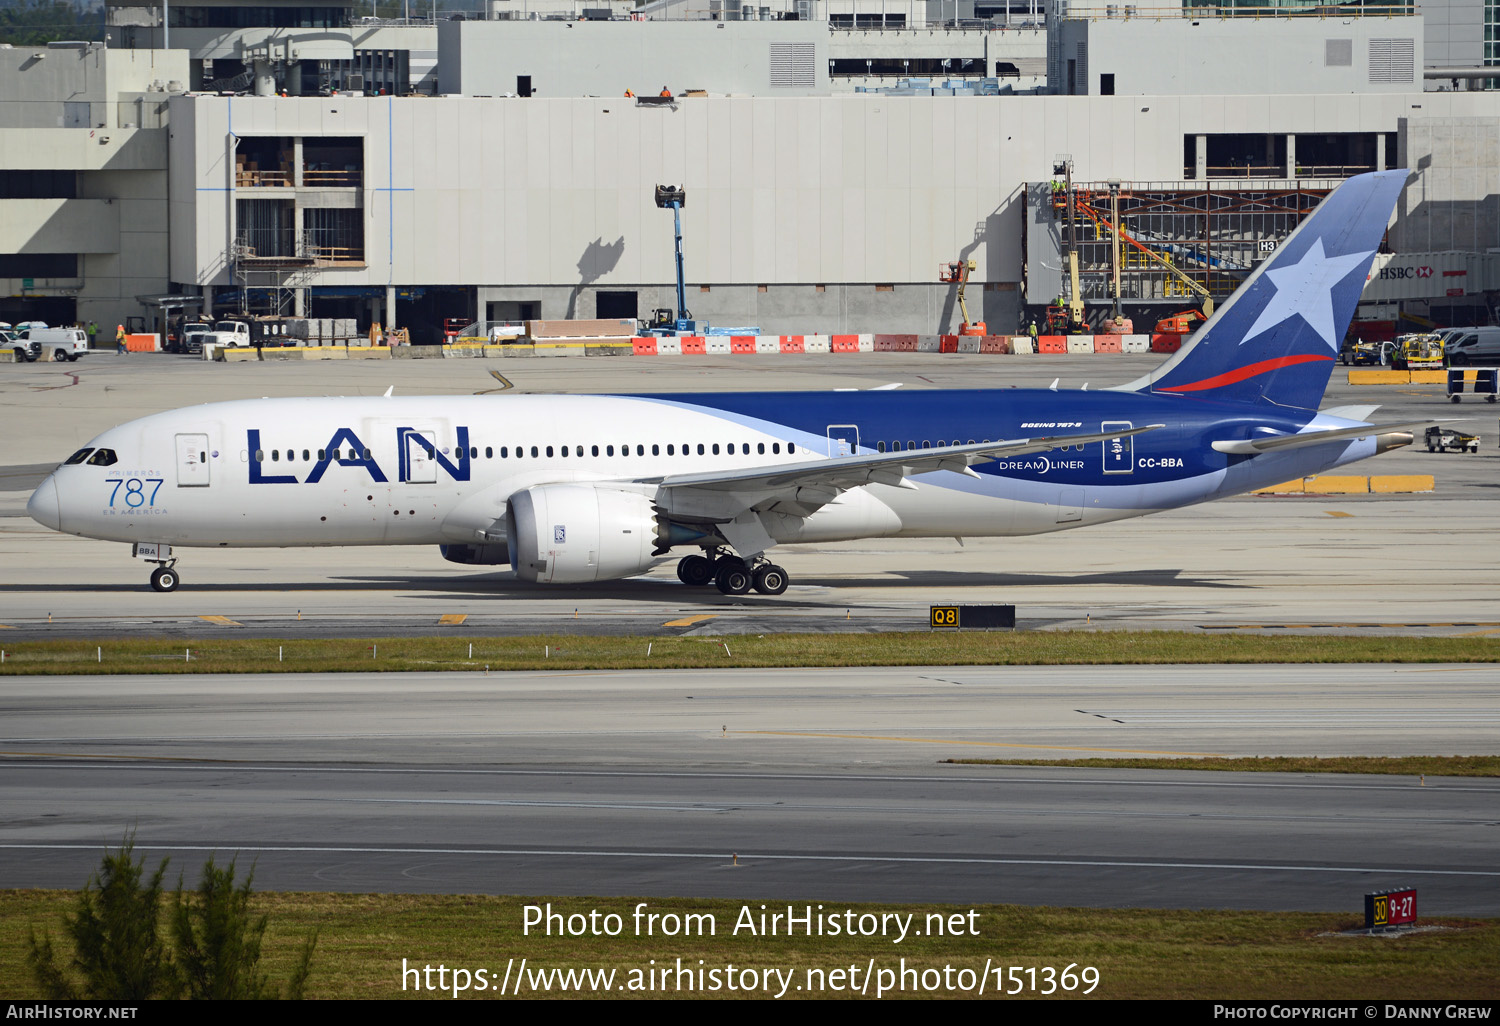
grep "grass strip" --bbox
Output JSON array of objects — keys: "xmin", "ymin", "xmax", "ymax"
[
  {"xmin": 0, "ymin": 631, "xmax": 1496, "ymax": 676},
  {"xmin": 942, "ymin": 756, "xmax": 1500, "ymax": 776},
  {"xmin": 2, "ymin": 891, "xmax": 1495, "ymax": 1000}
]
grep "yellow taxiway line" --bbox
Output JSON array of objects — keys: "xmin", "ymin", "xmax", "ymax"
[{"xmin": 663, "ymin": 614, "xmax": 719, "ymax": 627}]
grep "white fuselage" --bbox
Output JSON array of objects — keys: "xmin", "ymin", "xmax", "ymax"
[{"xmin": 30, "ymin": 393, "xmax": 1380, "ymax": 560}]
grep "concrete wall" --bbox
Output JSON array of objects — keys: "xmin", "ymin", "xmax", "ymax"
[
  {"xmin": 170, "ymin": 89, "xmax": 1500, "ymax": 331},
  {"xmin": 0, "ymin": 199, "xmax": 121, "ymax": 253},
  {"xmin": 174, "ymin": 91, "xmax": 1195, "ymax": 290},
  {"xmin": 0, "ymin": 48, "xmax": 184, "ymax": 329},
  {"xmin": 0, "ymin": 46, "xmax": 187, "ymax": 129},
  {"xmin": 1394, "ymin": 116, "xmax": 1500, "ymax": 253},
  {"xmin": 1054, "ymin": 17, "xmax": 1424, "ymax": 96},
  {"xmin": 474, "ymin": 280, "xmax": 1020, "ymax": 334},
  {"xmin": 1419, "ymin": 0, "xmax": 1485, "ymax": 69},
  {"xmin": 438, "ymin": 20, "xmax": 831, "ymax": 97}
]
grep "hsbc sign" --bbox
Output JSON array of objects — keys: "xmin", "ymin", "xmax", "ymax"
[
  {"xmin": 1364, "ymin": 253, "xmax": 1492, "ymax": 300},
  {"xmin": 1376, "ymin": 265, "xmax": 1433, "ymax": 280}
]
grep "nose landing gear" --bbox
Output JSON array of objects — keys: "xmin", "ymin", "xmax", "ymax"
[
  {"xmin": 133, "ymin": 542, "xmax": 180, "ymax": 592},
  {"xmin": 676, "ymin": 551, "xmax": 789, "ymax": 596},
  {"xmin": 149, "ymin": 564, "xmax": 180, "ymax": 592}
]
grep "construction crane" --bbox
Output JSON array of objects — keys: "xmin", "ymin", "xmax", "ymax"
[
  {"xmin": 1050, "ymin": 157, "xmax": 1087, "ymax": 334},
  {"xmin": 940, "ymin": 258, "xmax": 986, "ymax": 336},
  {"xmin": 647, "ymin": 184, "xmax": 699, "ymax": 335}
]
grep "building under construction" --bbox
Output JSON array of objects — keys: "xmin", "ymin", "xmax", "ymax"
[{"xmin": 1024, "ymin": 178, "xmax": 1343, "ymax": 331}]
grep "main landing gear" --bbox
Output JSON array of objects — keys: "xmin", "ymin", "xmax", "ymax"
[{"xmin": 676, "ymin": 552, "xmax": 789, "ymax": 596}]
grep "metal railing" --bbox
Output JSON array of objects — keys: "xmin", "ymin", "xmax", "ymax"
[
  {"xmin": 233, "ymin": 230, "xmax": 304, "ymax": 261},
  {"xmin": 233, "ymin": 229, "xmax": 363, "ymax": 265},
  {"xmin": 301, "ymin": 168, "xmax": 362, "ymax": 188},
  {"xmin": 1196, "ymin": 164, "xmax": 1375, "ymax": 179},
  {"xmin": 235, "ymin": 169, "xmax": 293, "ymax": 188},
  {"xmin": 1064, "ymin": 3, "xmax": 1413, "ymax": 20}
]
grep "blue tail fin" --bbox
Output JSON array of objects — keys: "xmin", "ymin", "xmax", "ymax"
[{"xmin": 1126, "ymin": 170, "xmax": 1408, "ymax": 410}]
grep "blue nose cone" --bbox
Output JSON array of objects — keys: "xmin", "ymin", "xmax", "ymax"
[{"xmin": 28, "ymin": 475, "xmax": 61, "ymax": 531}]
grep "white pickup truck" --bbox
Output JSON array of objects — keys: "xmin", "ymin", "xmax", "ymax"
[{"xmin": 202, "ymin": 320, "xmax": 252, "ymax": 348}]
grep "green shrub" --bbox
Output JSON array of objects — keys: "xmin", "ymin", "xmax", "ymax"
[
  {"xmin": 172, "ymin": 857, "xmax": 316, "ymax": 999},
  {"xmin": 26, "ymin": 836, "xmax": 174, "ymax": 1000},
  {"xmin": 28, "ymin": 838, "xmax": 316, "ymax": 1000}
]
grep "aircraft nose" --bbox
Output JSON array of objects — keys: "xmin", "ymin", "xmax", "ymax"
[{"xmin": 27, "ymin": 475, "xmax": 61, "ymax": 531}]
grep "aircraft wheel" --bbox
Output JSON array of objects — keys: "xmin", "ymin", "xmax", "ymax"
[
  {"xmin": 677, "ymin": 554, "xmax": 714, "ymax": 586},
  {"xmin": 752, "ymin": 564, "xmax": 789, "ymax": 596},
  {"xmin": 150, "ymin": 566, "xmax": 179, "ymax": 593},
  {"xmin": 714, "ymin": 564, "xmax": 753, "ymax": 596}
]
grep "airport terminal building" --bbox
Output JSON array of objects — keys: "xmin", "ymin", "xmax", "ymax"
[{"xmin": 5, "ymin": 0, "xmax": 1500, "ymax": 338}]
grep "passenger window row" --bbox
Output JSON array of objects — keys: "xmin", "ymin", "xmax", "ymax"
[
  {"xmin": 254, "ymin": 447, "xmax": 371, "ymax": 463},
  {"xmin": 252, "ymin": 442, "xmax": 800, "ymax": 462},
  {"xmin": 874, "ymin": 439, "xmax": 990, "ymax": 453}
]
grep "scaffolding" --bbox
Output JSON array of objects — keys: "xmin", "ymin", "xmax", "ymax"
[
  {"xmin": 230, "ymin": 233, "xmax": 318, "ymax": 317},
  {"xmin": 1028, "ymin": 180, "xmax": 1341, "ymax": 314}
]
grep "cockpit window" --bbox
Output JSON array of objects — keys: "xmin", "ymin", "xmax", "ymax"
[
  {"xmin": 63, "ymin": 448, "xmax": 94, "ymax": 465},
  {"xmin": 85, "ymin": 448, "xmax": 118, "ymax": 467}
]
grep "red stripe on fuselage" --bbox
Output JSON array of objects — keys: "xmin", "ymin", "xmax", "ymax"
[{"xmin": 1156, "ymin": 353, "xmax": 1332, "ymax": 393}]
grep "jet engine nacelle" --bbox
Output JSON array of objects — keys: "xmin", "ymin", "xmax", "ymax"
[
  {"xmin": 438, "ymin": 543, "xmax": 510, "ymax": 566},
  {"xmin": 505, "ymin": 484, "xmax": 664, "ymax": 583}
]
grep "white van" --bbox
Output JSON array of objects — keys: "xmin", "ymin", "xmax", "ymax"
[
  {"xmin": 27, "ymin": 326, "xmax": 89, "ymax": 362},
  {"xmin": 1443, "ymin": 326, "xmax": 1500, "ymax": 366}
]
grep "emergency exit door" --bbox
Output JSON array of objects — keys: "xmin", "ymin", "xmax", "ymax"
[{"xmin": 826, "ymin": 424, "xmax": 859, "ymax": 457}]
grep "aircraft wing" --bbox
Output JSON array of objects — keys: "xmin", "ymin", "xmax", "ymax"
[
  {"xmin": 1210, "ymin": 420, "xmax": 1433, "ymax": 455},
  {"xmin": 642, "ymin": 425, "xmax": 1162, "ymax": 553}
]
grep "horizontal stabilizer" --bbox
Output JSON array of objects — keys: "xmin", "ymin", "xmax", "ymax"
[
  {"xmin": 1211, "ymin": 420, "xmax": 1434, "ymax": 455},
  {"xmin": 1320, "ymin": 405, "xmax": 1380, "ymax": 422}
]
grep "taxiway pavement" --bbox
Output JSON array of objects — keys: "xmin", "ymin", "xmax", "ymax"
[
  {"xmin": 1, "ymin": 353, "xmax": 1497, "ymax": 637},
  {"xmin": 1, "ymin": 665, "xmax": 1497, "ymax": 910}
]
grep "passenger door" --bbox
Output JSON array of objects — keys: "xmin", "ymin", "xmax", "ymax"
[
  {"xmin": 175, "ymin": 433, "xmax": 211, "ymax": 487},
  {"xmin": 401, "ymin": 428, "xmax": 437, "ymax": 483}
]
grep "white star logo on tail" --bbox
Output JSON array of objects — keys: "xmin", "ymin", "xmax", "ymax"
[{"xmin": 1241, "ymin": 239, "xmax": 1374, "ymax": 350}]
